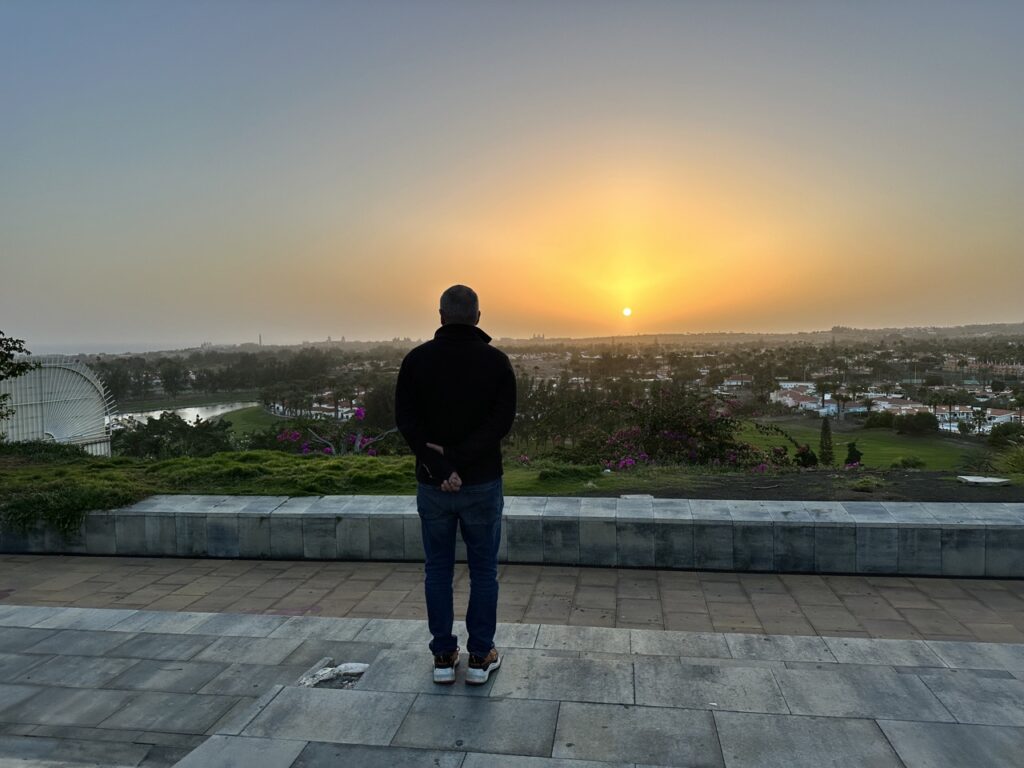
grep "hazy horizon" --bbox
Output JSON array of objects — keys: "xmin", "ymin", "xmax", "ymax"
[{"xmin": 3, "ymin": 1, "xmax": 1023, "ymax": 351}]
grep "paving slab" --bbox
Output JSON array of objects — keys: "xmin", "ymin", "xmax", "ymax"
[
  {"xmin": 293, "ymin": 741, "xmax": 466, "ymax": 767},
  {"xmin": 0, "ymin": 627, "xmax": 56, "ymax": 653},
  {"xmin": 490, "ymin": 653, "xmax": 634, "ymax": 704},
  {"xmin": 100, "ymin": 690, "xmax": 237, "ymax": 734},
  {"xmin": 111, "ymin": 632, "xmax": 217, "ymax": 661},
  {"xmin": 198, "ymin": 662, "xmax": 316, "ymax": 696},
  {"xmin": 193, "ymin": 636, "xmax": 304, "ymax": 665},
  {"xmin": 0, "ymin": 683, "xmax": 48, "ymax": 718},
  {"xmin": 0, "ymin": 605, "xmax": 62, "ymax": 627},
  {"xmin": 355, "ymin": 647, "xmax": 495, "ymax": 695},
  {"xmin": 106, "ymin": 659, "xmax": 227, "ymax": 693},
  {"xmin": 0, "ymin": 686, "xmax": 133, "ymax": 726},
  {"xmin": 634, "ymin": 657, "xmax": 788, "ymax": 714},
  {"xmin": 535, "ymin": 624, "xmax": 630, "ymax": 654},
  {"xmin": 920, "ymin": 672, "xmax": 1024, "ymax": 726},
  {"xmin": 267, "ymin": 616, "xmax": 369, "ymax": 641},
  {"xmin": 243, "ymin": 687, "xmax": 416, "ymax": 746},
  {"xmin": 33, "ymin": 606, "xmax": 138, "ymax": 631},
  {"xmin": 23, "ymin": 628, "xmax": 135, "ymax": 657},
  {"xmin": 774, "ymin": 666, "xmax": 955, "ymax": 721},
  {"xmin": 172, "ymin": 733, "xmax": 307, "ymax": 768},
  {"xmin": 926, "ymin": 640, "xmax": 1024, "ymax": 671},
  {"xmin": 553, "ymin": 701, "xmax": 722, "ymax": 766},
  {"xmin": 878, "ymin": 719, "xmax": 1024, "ymax": 768},
  {"xmin": 0, "ymin": 733, "xmax": 151, "ymax": 767},
  {"xmin": 281, "ymin": 639, "xmax": 385, "ymax": 668},
  {"xmin": 823, "ymin": 636, "xmax": 946, "ymax": 667},
  {"xmin": 110, "ymin": 610, "xmax": 214, "ymax": 634},
  {"xmin": 14, "ymin": 654, "xmax": 138, "ymax": 688},
  {"xmin": 188, "ymin": 613, "xmax": 289, "ymax": 638},
  {"xmin": 715, "ymin": 711, "xmax": 902, "ymax": 768},
  {"xmin": 392, "ymin": 694, "xmax": 559, "ymax": 757},
  {"xmin": 462, "ymin": 756, "xmax": 632, "ymax": 768},
  {"xmin": 725, "ymin": 633, "xmax": 835, "ymax": 663},
  {"xmin": 0, "ymin": 651, "xmax": 47, "ymax": 684},
  {"xmin": 629, "ymin": 629, "xmax": 730, "ymax": 659}
]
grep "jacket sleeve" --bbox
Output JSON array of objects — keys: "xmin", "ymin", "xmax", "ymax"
[
  {"xmin": 395, "ymin": 354, "xmax": 455, "ymax": 482},
  {"xmin": 445, "ymin": 356, "xmax": 517, "ymax": 470}
]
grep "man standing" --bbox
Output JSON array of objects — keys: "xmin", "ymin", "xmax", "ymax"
[{"xmin": 395, "ymin": 285, "xmax": 516, "ymax": 685}]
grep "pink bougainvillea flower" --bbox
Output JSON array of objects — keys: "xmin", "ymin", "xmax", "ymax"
[{"xmin": 354, "ymin": 407, "xmax": 366, "ymax": 420}]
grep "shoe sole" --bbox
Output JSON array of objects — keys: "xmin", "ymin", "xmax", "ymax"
[
  {"xmin": 433, "ymin": 659, "xmax": 458, "ymax": 685},
  {"xmin": 465, "ymin": 656, "xmax": 501, "ymax": 685}
]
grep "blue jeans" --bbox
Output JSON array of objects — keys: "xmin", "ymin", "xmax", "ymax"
[{"xmin": 417, "ymin": 478, "xmax": 502, "ymax": 657}]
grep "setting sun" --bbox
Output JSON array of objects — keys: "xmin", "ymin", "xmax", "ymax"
[{"xmin": 622, "ymin": 307, "xmax": 632, "ymax": 317}]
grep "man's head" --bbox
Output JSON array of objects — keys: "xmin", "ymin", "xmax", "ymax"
[{"xmin": 439, "ymin": 284, "xmax": 480, "ymax": 326}]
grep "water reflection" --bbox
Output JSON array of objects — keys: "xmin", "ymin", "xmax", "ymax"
[{"xmin": 113, "ymin": 402, "xmax": 258, "ymax": 425}]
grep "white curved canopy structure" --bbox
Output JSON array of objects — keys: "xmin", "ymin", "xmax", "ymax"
[{"xmin": 0, "ymin": 357, "xmax": 116, "ymax": 456}]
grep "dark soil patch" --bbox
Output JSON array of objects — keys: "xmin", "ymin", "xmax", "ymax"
[{"xmin": 631, "ymin": 470, "xmax": 1024, "ymax": 502}]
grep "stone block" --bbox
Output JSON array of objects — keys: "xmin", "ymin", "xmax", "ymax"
[
  {"xmin": 822, "ymin": 637, "xmax": 943, "ymax": 667},
  {"xmin": 535, "ymin": 624, "xmax": 630, "ymax": 654},
  {"xmin": 856, "ymin": 526, "xmax": 898, "ymax": 574},
  {"xmin": 269, "ymin": 516, "xmax": 303, "ymax": 560},
  {"xmin": 337, "ymin": 516, "xmax": 370, "ymax": 560},
  {"xmin": 145, "ymin": 515, "xmax": 177, "ymax": 556},
  {"xmin": 629, "ymin": 629, "xmax": 730, "ymax": 659},
  {"xmin": 101, "ymin": 689, "xmax": 238, "ymax": 733},
  {"xmin": 403, "ymin": 517, "xmax": 424, "ymax": 561},
  {"xmin": 940, "ymin": 526, "xmax": 986, "ymax": 577},
  {"xmin": 0, "ymin": 687, "xmax": 133, "ymax": 726},
  {"xmin": 733, "ymin": 522, "xmax": 774, "ymax": 571},
  {"xmin": 206, "ymin": 515, "xmax": 240, "ymax": 559},
  {"xmin": 176, "ymin": 514, "xmax": 209, "ymax": 557},
  {"xmin": 814, "ymin": 525, "xmax": 856, "ymax": 573},
  {"xmin": 543, "ymin": 518, "xmax": 580, "ymax": 565},
  {"xmin": 369, "ymin": 516, "xmax": 405, "ymax": 560},
  {"xmin": 920, "ymin": 673, "xmax": 1024, "ymax": 726},
  {"xmin": 237, "ymin": 515, "xmax": 271, "ymax": 559},
  {"xmin": 726, "ymin": 634, "xmax": 834, "ymax": 663},
  {"xmin": 577, "ymin": 520, "xmax": 615, "ymax": 566},
  {"xmin": 985, "ymin": 528, "xmax": 1024, "ymax": 578},
  {"xmin": 897, "ymin": 527, "xmax": 942, "ymax": 575},
  {"xmin": 774, "ymin": 523, "xmax": 814, "ymax": 573},
  {"xmin": 617, "ymin": 520, "xmax": 655, "ymax": 567},
  {"xmin": 83, "ymin": 514, "xmax": 117, "ymax": 557},
  {"xmin": 654, "ymin": 520, "xmax": 694, "ymax": 569},
  {"xmin": 115, "ymin": 514, "xmax": 147, "ymax": 555},
  {"xmin": 694, "ymin": 521, "xmax": 733, "ymax": 570},
  {"xmin": 507, "ymin": 517, "xmax": 543, "ymax": 563},
  {"xmin": 302, "ymin": 516, "xmax": 337, "ymax": 560}
]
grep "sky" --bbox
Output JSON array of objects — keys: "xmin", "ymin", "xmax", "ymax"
[{"xmin": 2, "ymin": 0, "xmax": 1022, "ymax": 353}]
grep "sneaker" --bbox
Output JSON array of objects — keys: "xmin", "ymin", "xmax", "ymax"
[
  {"xmin": 433, "ymin": 648, "xmax": 459, "ymax": 685},
  {"xmin": 465, "ymin": 648, "xmax": 501, "ymax": 685}
]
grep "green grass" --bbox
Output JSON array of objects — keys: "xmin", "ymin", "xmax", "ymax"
[
  {"xmin": 216, "ymin": 406, "xmax": 283, "ymax": 435},
  {"xmin": 116, "ymin": 390, "xmax": 261, "ymax": 412},
  {"xmin": 738, "ymin": 418, "xmax": 989, "ymax": 472}
]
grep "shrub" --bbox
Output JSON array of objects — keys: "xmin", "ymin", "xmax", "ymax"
[
  {"xmin": 996, "ymin": 446, "xmax": 1024, "ymax": 474},
  {"xmin": 864, "ymin": 411, "xmax": 895, "ymax": 429},
  {"xmin": 845, "ymin": 441, "xmax": 863, "ymax": 466},
  {"xmin": 794, "ymin": 444, "xmax": 818, "ymax": 468},
  {"xmin": 850, "ymin": 477, "xmax": 883, "ymax": 493},
  {"xmin": 819, "ymin": 417, "xmax": 834, "ymax": 465},
  {"xmin": 891, "ymin": 456, "xmax": 926, "ymax": 469},
  {"xmin": 894, "ymin": 412, "xmax": 939, "ymax": 435},
  {"xmin": 989, "ymin": 422, "xmax": 1024, "ymax": 449}
]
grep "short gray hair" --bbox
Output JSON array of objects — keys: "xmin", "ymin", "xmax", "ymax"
[{"xmin": 439, "ymin": 285, "xmax": 479, "ymax": 325}]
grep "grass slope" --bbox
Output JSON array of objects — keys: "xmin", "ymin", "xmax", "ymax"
[{"xmin": 217, "ymin": 406, "xmax": 283, "ymax": 435}]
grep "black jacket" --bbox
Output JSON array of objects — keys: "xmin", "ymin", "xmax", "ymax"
[{"xmin": 395, "ymin": 323, "xmax": 516, "ymax": 486}]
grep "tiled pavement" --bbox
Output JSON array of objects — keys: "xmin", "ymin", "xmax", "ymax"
[
  {"xmin": 3, "ymin": 554, "xmax": 1024, "ymax": 642},
  {"xmin": 1, "ymin": 605, "xmax": 1024, "ymax": 766}
]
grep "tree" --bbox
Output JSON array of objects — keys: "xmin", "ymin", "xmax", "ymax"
[
  {"xmin": 819, "ymin": 417, "xmax": 834, "ymax": 465},
  {"xmin": 991, "ymin": 380, "xmax": 1006, "ymax": 394},
  {"xmin": 0, "ymin": 332, "xmax": 40, "ymax": 434},
  {"xmin": 894, "ymin": 412, "xmax": 940, "ymax": 435},
  {"xmin": 156, "ymin": 358, "xmax": 187, "ymax": 399}
]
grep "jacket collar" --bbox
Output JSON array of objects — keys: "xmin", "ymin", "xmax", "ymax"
[{"xmin": 434, "ymin": 324, "xmax": 492, "ymax": 344}]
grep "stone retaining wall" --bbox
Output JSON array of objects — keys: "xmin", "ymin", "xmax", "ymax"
[{"xmin": 2, "ymin": 495, "xmax": 1023, "ymax": 577}]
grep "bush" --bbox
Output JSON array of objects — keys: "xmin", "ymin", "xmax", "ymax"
[
  {"xmin": 989, "ymin": 422, "xmax": 1024, "ymax": 449},
  {"xmin": 845, "ymin": 441, "xmax": 863, "ymax": 466},
  {"xmin": 996, "ymin": 446, "xmax": 1024, "ymax": 474},
  {"xmin": 864, "ymin": 411, "xmax": 895, "ymax": 429},
  {"xmin": 0, "ymin": 441, "xmax": 87, "ymax": 460},
  {"xmin": 794, "ymin": 444, "xmax": 818, "ymax": 468},
  {"xmin": 891, "ymin": 456, "xmax": 926, "ymax": 469},
  {"xmin": 112, "ymin": 413, "xmax": 233, "ymax": 459},
  {"xmin": 819, "ymin": 417, "xmax": 834, "ymax": 465},
  {"xmin": 894, "ymin": 412, "xmax": 939, "ymax": 435}
]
